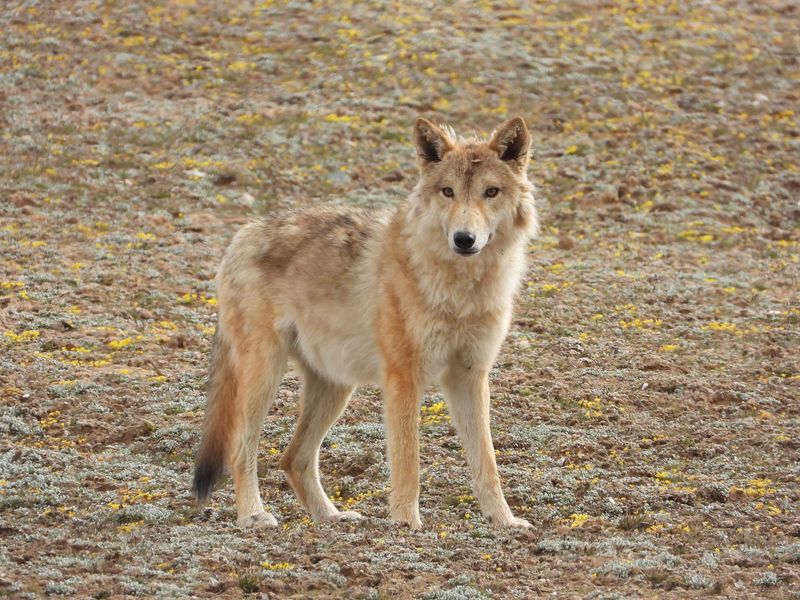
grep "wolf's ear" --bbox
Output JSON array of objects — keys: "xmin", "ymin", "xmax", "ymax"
[
  {"xmin": 489, "ymin": 116, "xmax": 531, "ymax": 171},
  {"xmin": 413, "ymin": 118, "xmax": 454, "ymax": 165}
]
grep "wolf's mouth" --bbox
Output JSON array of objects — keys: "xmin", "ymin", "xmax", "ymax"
[{"xmin": 455, "ymin": 248, "xmax": 480, "ymax": 256}]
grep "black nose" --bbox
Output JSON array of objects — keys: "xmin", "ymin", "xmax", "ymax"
[{"xmin": 453, "ymin": 231, "xmax": 476, "ymax": 250}]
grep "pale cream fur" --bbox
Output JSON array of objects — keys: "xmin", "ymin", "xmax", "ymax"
[{"xmin": 193, "ymin": 116, "xmax": 539, "ymax": 530}]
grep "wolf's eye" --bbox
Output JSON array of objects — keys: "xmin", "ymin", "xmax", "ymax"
[
  {"xmin": 441, "ymin": 187, "xmax": 454, "ymax": 198},
  {"xmin": 485, "ymin": 187, "xmax": 499, "ymax": 198}
]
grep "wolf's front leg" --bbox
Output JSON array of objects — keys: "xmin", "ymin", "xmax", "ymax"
[
  {"xmin": 441, "ymin": 364, "xmax": 532, "ymax": 528},
  {"xmin": 384, "ymin": 373, "xmax": 423, "ymax": 529}
]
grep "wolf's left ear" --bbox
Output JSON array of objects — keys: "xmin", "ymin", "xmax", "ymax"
[
  {"xmin": 413, "ymin": 118, "xmax": 454, "ymax": 166},
  {"xmin": 489, "ymin": 116, "xmax": 531, "ymax": 171}
]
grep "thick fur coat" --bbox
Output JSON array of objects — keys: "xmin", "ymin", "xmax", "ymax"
[{"xmin": 194, "ymin": 117, "xmax": 539, "ymax": 529}]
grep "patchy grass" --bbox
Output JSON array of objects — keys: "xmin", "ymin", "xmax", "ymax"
[{"xmin": 1, "ymin": 0, "xmax": 798, "ymax": 598}]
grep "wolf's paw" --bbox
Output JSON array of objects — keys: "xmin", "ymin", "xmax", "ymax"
[
  {"xmin": 335, "ymin": 510, "xmax": 364, "ymax": 522},
  {"xmin": 237, "ymin": 511, "xmax": 278, "ymax": 530},
  {"xmin": 492, "ymin": 515, "xmax": 532, "ymax": 529},
  {"xmin": 319, "ymin": 510, "xmax": 364, "ymax": 523},
  {"xmin": 391, "ymin": 509, "xmax": 422, "ymax": 530}
]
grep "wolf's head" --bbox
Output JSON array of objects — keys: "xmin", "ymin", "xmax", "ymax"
[{"xmin": 411, "ymin": 116, "xmax": 537, "ymax": 258}]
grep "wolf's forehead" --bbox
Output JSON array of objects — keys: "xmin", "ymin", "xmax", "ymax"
[{"xmin": 450, "ymin": 145, "xmax": 498, "ymax": 181}]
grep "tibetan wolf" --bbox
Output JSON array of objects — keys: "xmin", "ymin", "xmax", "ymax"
[{"xmin": 193, "ymin": 116, "xmax": 539, "ymax": 530}]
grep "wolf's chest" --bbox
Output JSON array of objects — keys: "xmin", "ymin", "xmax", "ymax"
[{"xmin": 409, "ymin": 309, "xmax": 511, "ymax": 385}]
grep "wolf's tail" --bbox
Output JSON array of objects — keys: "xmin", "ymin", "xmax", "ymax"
[{"xmin": 192, "ymin": 326, "xmax": 237, "ymax": 503}]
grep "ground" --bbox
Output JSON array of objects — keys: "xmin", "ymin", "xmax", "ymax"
[{"xmin": 1, "ymin": 0, "xmax": 799, "ymax": 598}]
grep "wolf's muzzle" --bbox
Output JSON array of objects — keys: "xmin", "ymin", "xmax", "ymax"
[{"xmin": 453, "ymin": 231, "xmax": 477, "ymax": 255}]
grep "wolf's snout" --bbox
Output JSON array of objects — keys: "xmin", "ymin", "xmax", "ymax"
[{"xmin": 453, "ymin": 231, "xmax": 476, "ymax": 253}]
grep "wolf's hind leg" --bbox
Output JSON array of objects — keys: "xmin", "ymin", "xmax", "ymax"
[
  {"xmin": 228, "ymin": 330, "xmax": 288, "ymax": 529},
  {"xmin": 280, "ymin": 363, "xmax": 360, "ymax": 522}
]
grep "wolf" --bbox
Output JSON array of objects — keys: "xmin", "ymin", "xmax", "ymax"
[{"xmin": 193, "ymin": 116, "xmax": 539, "ymax": 530}]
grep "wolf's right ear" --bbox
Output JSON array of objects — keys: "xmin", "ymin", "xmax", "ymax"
[{"xmin": 413, "ymin": 118, "xmax": 454, "ymax": 166}]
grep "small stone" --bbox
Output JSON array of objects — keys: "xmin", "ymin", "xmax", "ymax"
[{"xmin": 557, "ymin": 236, "xmax": 575, "ymax": 250}]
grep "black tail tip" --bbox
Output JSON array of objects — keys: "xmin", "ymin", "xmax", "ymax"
[{"xmin": 192, "ymin": 460, "xmax": 222, "ymax": 503}]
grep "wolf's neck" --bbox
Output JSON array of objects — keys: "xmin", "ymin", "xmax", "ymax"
[{"xmin": 394, "ymin": 206, "xmax": 528, "ymax": 320}]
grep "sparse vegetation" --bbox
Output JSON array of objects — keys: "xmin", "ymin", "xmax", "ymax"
[{"xmin": 237, "ymin": 569, "xmax": 262, "ymax": 594}]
